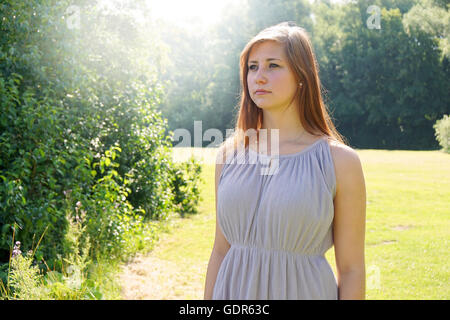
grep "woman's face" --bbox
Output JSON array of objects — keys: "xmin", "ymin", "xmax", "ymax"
[{"xmin": 247, "ymin": 40, "xmax": 298, "ymax": 111}]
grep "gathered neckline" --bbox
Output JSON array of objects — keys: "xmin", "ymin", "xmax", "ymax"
[{"xmin": 247, "ymin": 136, "xmax": 328, "ymax": 158}]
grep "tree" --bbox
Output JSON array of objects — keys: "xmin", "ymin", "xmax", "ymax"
[{"xmin": 312, "ymin": 0, "xmax": 449, "ymax": 148}]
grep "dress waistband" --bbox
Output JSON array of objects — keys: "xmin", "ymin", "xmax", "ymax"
[{"xmin": 231, "ymin": 243, "xmax": 324, "ymax": 257}]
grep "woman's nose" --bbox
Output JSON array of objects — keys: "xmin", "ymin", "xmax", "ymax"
[{"xmin": 255, "ymin": 69, "xmax": 267, "ymax": 84}]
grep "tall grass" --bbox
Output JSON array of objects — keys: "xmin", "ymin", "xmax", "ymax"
[{"xmin": 0, "ymin": 198, "xmax": 181, "ymax": 300}]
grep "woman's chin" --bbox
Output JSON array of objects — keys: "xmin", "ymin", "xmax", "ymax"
[{"xmin": 256, "ymin": 103, "xmax": 277, "ymax": 110}]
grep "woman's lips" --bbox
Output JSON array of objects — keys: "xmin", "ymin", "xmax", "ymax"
[{"xmin": 255, "ymin": 91, "xmax": 270, "ymax": 95}]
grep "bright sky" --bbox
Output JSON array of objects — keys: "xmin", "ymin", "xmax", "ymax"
[
  {"xmin": 94, "ymin": 0, "xmax": 347, "ymax": 31},
  {"xmin": 144, "ymin": 0, "xmax": 347, "ymax": 26},
  {"xmin": 145, "ymin": 0, "xmax": 240, "ymax": 27}
]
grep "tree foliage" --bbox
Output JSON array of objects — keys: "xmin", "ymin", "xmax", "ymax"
[
  {"xmin": 158, "ymin": 0, "xmax": 449, "ymax": 149},
  {"xmin": 0, "ymin": 0, "xmax": 202, "ymax": 276}
]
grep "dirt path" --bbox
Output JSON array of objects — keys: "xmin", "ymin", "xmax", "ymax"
[
  {"xmin": 119, "ymin": 153, "xmax": 216, "ymax": 300},
  {"xmin": 118, "ymin": 210, "xmax": 215, "ymax": 300}
]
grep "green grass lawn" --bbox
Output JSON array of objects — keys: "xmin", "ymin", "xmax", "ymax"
[{"xmin": 157, "ymin": 147, "xmax": 450, "ymax": 299}]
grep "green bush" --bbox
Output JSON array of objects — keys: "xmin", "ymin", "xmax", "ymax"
[
  {"xmin": 170, "ymin": 157, "xmax": 204, "ymax": 217},
  {"xmin": 433, "ymin": 114, "xmax": 450, "ymax": 153},
  {"xmin": 82, "ymin": 144, "xmax": 150, "ymax": 261},
  {"xmin": 0, "ymin": 0, "xmax": 202, "ymax": 284}
]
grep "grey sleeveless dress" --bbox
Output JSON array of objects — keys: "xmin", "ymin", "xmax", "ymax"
[{"xmin": 212, "ymin": 136, "xmax": 338, "ymax": 300}]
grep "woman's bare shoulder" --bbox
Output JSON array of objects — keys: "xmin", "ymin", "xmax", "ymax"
[
  {"xmin": 326, "ymin": 137, "xmax": 364, "ymax": 195},
  {"xmin": 215, "ymin": 137, "xmax": 240, "ymax": 165},
  {"xmin": 327, "ymin": 137, "xmax": 360, "ymax": 162}
]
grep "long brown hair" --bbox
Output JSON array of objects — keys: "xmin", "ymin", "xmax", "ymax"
[{"xmin": 221, "ymin": 21, "xmax": 347, "ymax": 153}]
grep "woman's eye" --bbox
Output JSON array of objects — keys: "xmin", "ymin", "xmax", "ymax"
[{"xmin": 248, "ymin": 64, "xmax": 278, "ymax": 70}]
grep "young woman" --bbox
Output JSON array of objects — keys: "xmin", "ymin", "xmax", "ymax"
[{"xmin": 204, "ymin": 22, "xmax": 366, "ymax": 300}]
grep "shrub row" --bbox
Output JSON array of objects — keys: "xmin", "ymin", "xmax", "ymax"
[{"xmin": 0, "ymin": 0, "xmax": 203, "ymax": 297}]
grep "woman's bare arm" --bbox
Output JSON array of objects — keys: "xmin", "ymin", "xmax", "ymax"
[
  {"xmin": 331, "ymin": 143, "xmax": 367, "ymax": 300},
  {"xmin": 204, "ymin": 146, "xmax": 231, "ymax": 299}
]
